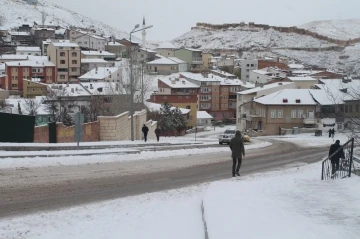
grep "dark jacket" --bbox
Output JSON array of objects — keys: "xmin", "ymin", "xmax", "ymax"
[
  {"xmin": 155, "ymin": 128, "xmax": 161, "ymax": 136},
  {"xmin": 230, "ymin": 131, "xmax": 245, "ymax": 158},
  {"xmin": 329, "ymin": 141, "xmax": 344, "ymax": 163},
  {"xmin": 142, "ymin": 126, "xmax": 149, "ymax": 134}
]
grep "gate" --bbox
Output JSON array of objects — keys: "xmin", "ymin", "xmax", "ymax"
[
  {"xmin": 0, "ymin": 112, "xmax": 35, "ymax": 143},
  {"xmin": 48, "ymin": 122, "xmax": 57, "ymax": 143}
]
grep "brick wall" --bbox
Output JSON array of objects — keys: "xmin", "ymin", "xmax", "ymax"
[{"xmin": 34, "ymin": 125, "xmax": 49, "ymax": 143}]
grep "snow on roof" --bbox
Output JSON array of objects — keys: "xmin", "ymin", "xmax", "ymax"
[
  {"xmin": 81, "ymin": 51, "xmax": 115, "ymax": 56},
  {"xmin": 52, "ymin": 42, "xmax": 79, "ymax": 47},
  {"xmin": 81, "ymin": 58, "xmax": 108, "ymax": 63},
  {"xmin": 252, "ymin": 69, "xmax": 271, "ymax": 75},
  {"xmin": 55, "ymin": 29, "xmax": 67, "ymax": 35},
  {"xmin": 10, "ymin": 32, "xmax": 30, "ymax": 36},
  {"xmin": 159, "ymin": 77, "xmax": 199, "ymax": 89},
  {"xmin": 315, "ymin": 79, "xmax": 360, "ymax": 102},
  {"xmin": 27, "ymin": 56, "xmax": 49, "ymax": 62},
  {"xmin": 220, "ymin": 78, "xmax": 245, "ymax": 86},
  {"xmin": 287, "ymin": 76, "xmax": 317, "ymax": 81},
  {"xmin": 157, "ymin": 42, "xmax": 176, "ymax": 49},
  {"xmin": 180, "ymin": 72, "xmax": 221, "ymax": 82},
  {"xmin": 167, "ymin": 57, "xmax": 186, "ymax": 64},
  {"xmin": 79, "ymin": 67, "xmax": 119, "ymax": 80},
  {"xmin": 144, "ymin": 101, "xmax": 190, "ymax": 114},
  {"xmin": 49, "ymin": 84, "xmax": 91, "ymax": 97},
  {"xmin": 6, "ymin": 96, "xmax": 48, "ymax": 115},
  {"xmin": 197, "ymin": 111, "xmax": 213, "ymax": 119},
  {"xmin": 292, "ymin": 70, "xmax": 321, "ymax": 75},
  {"xmin": 184, "ymin": 48, "xmax": 202, "ymax": 52},
  {"xmin": 0, "ymin": 54, "xmax": 29, "ymax": 60},
  {"xmin": 211, "ymin": 69, "xmax": 236, "ymax": 77},
  {"xmin": 108, "ymin": 42, "xmax": 124, "ymax": 46},
  {"xmin": 80, "ymin": 82, "xmax": 125, "ymax": 95},
  {"xmin": 16, "ymin": 46, "xmax": 41, "ymax": 52},
  {"xmin": 254, "ymin": 89, "xmax": 317, "ymax": 105},
  {"xmin": 288, "ymin": 64, "xmax": 305, "ymax": 69},
  {"xmin": 147, "ymin": 58, "xmax": 178, "ymax": 65},
  {"xmin": 5, "ymin": 60, "xmax": 55, "ymax": 67},
  {"xmin": 309, "ymin": 89, "xmax": 340, "ymax": 105},
  {"xmin": 140, "ymin": 48, "xmax": 156, "ymax": 53},
  {"xmin": 238, "ymin": 82, "xmax": 295, "ymax": 95}
]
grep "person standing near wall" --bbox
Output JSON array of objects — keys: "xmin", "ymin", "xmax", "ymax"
[
  {"xmin": 155, "ymin": 127, "xmax": 161, "ymax": 142},
  {"xmin": 142, "ymin": 124, "xmax": 149, "ymax": 142}
]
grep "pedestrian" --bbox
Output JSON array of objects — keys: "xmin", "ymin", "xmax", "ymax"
[
  {"xmin": 155, "ymin": 127, "xmax": 161, "ymax": 142},
  {"xmin": 229, "ymin": 130, "xmax": 245, "ymax": 177},
  {"xmin": 142, "ymin": 124, "xmax": 149, "ymax": 142},
  {"xmin": 328, "ymin": 140, "xmax": 344, "ymax": 177},
  {"xmin": 331, "ymin": 128, "xmax": 336, "ymax": 138},
  {"xmin": 327, "ymin": 128, "xmax": 332, "ymax": 138}
]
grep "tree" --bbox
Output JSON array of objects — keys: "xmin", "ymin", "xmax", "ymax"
[
  {"xmin": 24, "ymin": 99, "xmax": 41, "ymax": 116},
  {"xmin": 0, "ymin": 99, "xmax": 9, "ymax": 113},
  {"xmin": 159, "ymin": 102, "xmax": 188, "ymax": 133},
  {"xmin": 18, "ymin": 102, "xmax": 23, "ymax": 115}
]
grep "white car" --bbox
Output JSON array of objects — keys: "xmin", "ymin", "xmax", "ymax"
[{"xmin": 219, "ymin": 129, "xmax": 236, "ymax": 145}]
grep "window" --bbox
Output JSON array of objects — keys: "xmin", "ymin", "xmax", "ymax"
[
  {"xmin": 291, "ymin": 110, "xmax": 297, "ymax": 119},
  {"xmin": 12, "ymin": 84, "xmax": 18, "ymax": 87},
  {"xmin": 278, "ymin": 110, "xmax": 283, "ymax": 118},
  {"xmin": 60, "ymin": 60, "xmax": 66, "ymax": 64},
  {"xmin": 72, "ymin": 68, "xmax": 77, "ymax": 72},
  {"xmin": 32, "ymin": 88, "xmax": 35, "ymax": 91},
  {"xmin": 60, "ymin": 52, "xmax": 65, "ymax": 56},
  {"xmin": 60, "ymin": 75, "xmax": 65, "ymax": 79},
  {"xmin": 246, "ymin": 69, "xmax": 249, "ymax": 72},
  {"xmin": 356, "ymin": 105, "xmax": 359, "ymax": 112},
  {"xmin": 298, "ymin": 110, "xmax": 304, "ymax": 118},
  {"xmin": 84, "ymin": 41, "xmax": 88, "ymax": 44},
  {"xmin": 72, "ymin": 60, "xmax": 77, "ymax": 64},
  {"xmin": 186, "ymin": 105, "xmax": 191, "ymax": 109},
  {"xmin": 72, "ymin": 52, "xmax": 77, "ymax": 57},
  {"xmin": 271, "ymin": 110, "xmax": 276, "ymax": 118},
  {"xmin": 251, "ymin": 64, "xmax": 254, "ymax": 67}
]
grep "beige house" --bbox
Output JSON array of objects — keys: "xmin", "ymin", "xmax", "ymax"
[
  {"xmin": 105, "ymin": 42, "xmax": 126, "ymax": 58},
  {"xmin": 146, "ymin": 57, "xmax": 187, "ymax": 75},
  {"xmin": 236, "ymin": 82, "xmax": 296, "ymax": 131},
  {"xmin": 23, "ymin": 79, "xmax": 48, "ymax": 98},
  {"xmin": 287, "ymin": 76, "xmax": 318, "ymax": 89},
  {"xmin": 156, "ymin": 42, "xmax": 176, "ymax": 57},
  {"xmin": 47, "ymin": 42, "xmax": 81, "ymax": 83},
  {"xmin": 242, "ymin": 89, "xmax": 318, "ymax": 135},
  {"xmin": 202, "ymin": 53, "xmax": 212, "ymax": 68}
]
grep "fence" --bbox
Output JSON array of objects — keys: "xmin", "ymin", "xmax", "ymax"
[{"xmin": 321, "ymin": 138, "xmax": 354, "ymax": 180}]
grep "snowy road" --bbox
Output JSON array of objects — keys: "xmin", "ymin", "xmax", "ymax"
[{"xmin": 0, "ymin": 140, "xmax": 328, "ymax": 218}]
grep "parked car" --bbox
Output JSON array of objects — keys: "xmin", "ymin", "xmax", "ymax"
[{"xmin": 219, "ymin": 129, "xmax": 251, "ymax": 144}]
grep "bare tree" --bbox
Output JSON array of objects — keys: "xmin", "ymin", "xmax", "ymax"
[
  {"xmin": 24, "ymin": 99, "xmax": 41, "ymax": 116},
  {"xmin": 0, "ymin": 99, "xmax": 9, "ymax": 113}
]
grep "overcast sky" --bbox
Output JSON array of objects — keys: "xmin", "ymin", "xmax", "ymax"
[{"xmin": 47, "ymin": 0, "xmax": 359, "ymax": 41}]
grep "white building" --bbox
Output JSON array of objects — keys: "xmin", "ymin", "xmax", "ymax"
[
  {"xmin": 249, "ymin": 67, "xmax": 287, "ymax": 84},
  {"xmin": 168, "ymin": 57, "xmax": 188, "ymax": 72},
  {"xmin": 16, "ymin": 46, "xmax": 41, "ymax": 56},
  {"xmin": 81, "ymin": 58, "xmax": 114, "ymax": 74},
  {"xmin": 81, "ymin": 51, "xmax": 116, "ymax": 61},
  {"xmin": 240, "ymin": 59, "xmax": 258, "ymax": 81},
  {"xmin": 197, "ymin": 111, "xmax": 213, "ymax": 127},
  {"xmin": 78, "ymin": 67, "xmax": 121, "ymax": 83},
  {"xmin": 69, "ymin": 29, "xmax": 107, "ymax": 51}
]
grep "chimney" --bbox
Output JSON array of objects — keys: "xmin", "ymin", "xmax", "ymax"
[
  {"xmin": 90, "ymin": 83, "xmax": 93, "ymax": 89},
  {"xmin": 283, "ymin": 98, "xmax": 288, "ymax": 103},
  {"xmin": 296, "ymin": 99, "xmax": 301, "ymax": 103}
]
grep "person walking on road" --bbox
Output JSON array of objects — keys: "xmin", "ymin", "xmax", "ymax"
[
  {"xmin": 142, "ymin": 124, "xmax": 149, "ymax": 142},
  {"xmin": 331, "ymin": 128, "xmax": 336, "ymax": 139},
  {"xmin": 329, "ymin": 140, "xmax": 344, "ymax": 177},
  {"xmin": 155, "ymin": 127, "xmax": 161, "ymax": 142},
  {"xmin": 230, "ymin": 130, "xmax": 245, "ymax": 177},
  {"xmin": 327, "ymin": 128, "xmax": 332, "ymax": 138}
]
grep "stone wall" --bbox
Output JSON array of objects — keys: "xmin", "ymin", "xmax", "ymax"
[{"xmin": 34, "ymin": 125, "xmax": 49, "ymax": 143}]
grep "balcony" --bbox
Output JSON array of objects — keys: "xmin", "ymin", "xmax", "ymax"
[
  {"xmin": 192, "ymin": 57, "xmax": 202, "ymax": 64},
  {"xmin": 303, "ymin": 118, "xmax": 318, "ymax": 125}
]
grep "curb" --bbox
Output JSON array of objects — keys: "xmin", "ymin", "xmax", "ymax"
[{"xmin": 0, "ymin": 150, "xmax": 140, "ymax": 158}]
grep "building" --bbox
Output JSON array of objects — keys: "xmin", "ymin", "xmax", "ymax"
[
  {"xmin": 1, "ymin": 60, "xmax": 56, "ymax": 91},
  {"xmin": 105, "ymin": 42, "xmax": 126, "ymax": 58},
  {"xmin": 202, "ymin": 53, "xmax": 212, "ymax": 68},
  {"xmin": 249, "ymin": 67, "xmax": 287, "ymax": 84},
  {"xmin": 174, "ymin": 48, "xmax": 203, "ymax": 70},
  {"xmin": 47, "ymin": 42, "xmax": 81, "ymax": 83},
  {"xmin": 31, "ymin": 28, "xmax": 56, "ymax": 46},
  {"xmin": 78, "ymin": 67, "xmax": 121, "ymax": 83},
  {"xmin": 236, "ymin": 82, "xmax": 296, "ymax": 131},
  {"xmin": 156, "ymin": 42, "xmax": 176, "ymax": 57},
  {"xmin": 240, "ymin": 59, "xmax": 258, "ymax": 81},
  {"xmin": 69, "ymin": 29, "xmax": 107, "ymax": 51},
  {"xmin": 81, "ymin": 51, "xmax": 116, "ymax": 61},
  {"xmin": 0, "ymin": 55, "xmax": 29, "ymax": 63},
  {"xmin": 288, "ymin": 63, "xmax": 305, "ymax": 71},
  {"xmin": 16, "ymin": 46, "xmax": 41, "ymax": 56},
  {"xmin": 197, "ymin": 111, "xmax": 213, "ymax": 127},
  {"xmin": 209, "ymin": 56, "xmax": 235, "ymax": 72},
  {"xmin": 81, "ymin": 58, "xmax": 114, "ymax": 74},
  {"xmin": 211, "ymin": 69, "xmax": 237, "ymax": 79},
  {"xmin": 286, "ymin": 76, "xmax": 318, "ymax": 89},
  {"xmin": 55, "ymin": 29, "xmax": 67, "ymax": 39},
  {"xmin": 146, "ymin": 57, "xmax": 187, "ymax": 75},
  {"xmin": 23, "ymin": 79, "xmax": 48, "ymax": 98},
  {"xmin": 240, "ymin": 59, "xmax": 290, "ymax": 82},
  {"xmin": 9, "ymin": 32, "xmax": 32, "ymax": 45}
]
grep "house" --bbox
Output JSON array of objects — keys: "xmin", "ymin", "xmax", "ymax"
[
  {"xmin": 286, "ymin": 76, "xmax": 318, "ymax": 89},
  {"xmin": 146, "ymin": 57, "xmax": 187, "ymax": 75},
  {"xmin": 23, "ymin": 79, "xmax": 48, "ymax": 98},
  {"xmin": 240, "ymin": 89, "xmax": 318, "ymax": 135},
  {"xmin": 197, "ymin": 111, "xmax": 213, "ymax": 127},
  {"xmin": 236, "ymin": 82, "xmax": 296, "ymax": 131},
  {"xmin": 0, "ymin": 63, "xmax": 5, "ymax": 75},
  {"xmin": 119, "ymin": 38, "xmax": 139, "ymax": 48},
  {"xmin": 81, "ymin": 51, "xmax": 116, "ymax": 62},
  {"xmin": 47, "ymin": 42, "xmax": 81, "ymax": 83},
  {"xmin": 41, "ymin": 39, "xmax": 52, "ymax": 56},
  {"xmin": 156, "ymin": 42, "xmax": 176, "ymax": 57},
  {"xmin": 209, "ymin": 56, "xmax": 235, "ymax": 72},
  {"xmin": 309, "ymin": 71, "xmax": 344, "ymax": 80},
  {"xmin": 249, "ymin": 67, "xmax": 287, "ymax": 84},
  {"xmin": 9, "ymin": 32, "xmax": 32, "ymax": 46},
  {"xmin": 0, "ymin": 55, "xmax": 29, "ymax": 63},
  {"xmin": 55, "ymin": 29, "xmax": 67, "ymax": 40},
  {"xmin": 174, "ymin": 48, "xmax": 203, "ymax": 70},
  {"xmin": 148, "ymin": 76, "xmax": 199, "ymax": 126},
  {"xmin": 69, "ymin": 29, "xmax": 107, "ymax": 51},
  {"xmin": 78, "ymin": 67, "xmax": 121, "ymax": 83},
  {"xmin": 16, "ymin": 46, "xmax": 41, "ymax": 56},
  {"xmin": 31, "ymin": 28, "xmax": 56, "ymax": 46},
  {"xmin": 105, "ymin": 41, "xmax": 126, "ymax": 58},
  {"xmin": 288, "ymin": 63, "xmax": 305, "ymax": 71},
  {"xmin": 211, "ymin": 69, "xmax": 237, "ymax": 79},
  {"xmin": 240, "ymin": 59, "xmax": 258, "ymax": 81},
  {"xmin": 2, "ymin": 60, "xmax": 56, "ymax": 92},
  {"xmin": 81, "ymin": 59, "xmax": 114, "ymax": 74},
  {"xmin": 202, "ymin": 53, "xmax": 213, "ymax": 68}
]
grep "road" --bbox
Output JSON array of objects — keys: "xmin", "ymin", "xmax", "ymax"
[{"xmin": 0, "ymin": 140, "xmax": 327, "ymax": 218}]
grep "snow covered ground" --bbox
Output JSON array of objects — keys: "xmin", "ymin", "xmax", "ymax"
[
  {"xmin": 0, "ymin": 141, "xmax": 272, "ymax": 169},
  {"xmin": 203, "ymin": 162, "xmax": 360, "ymax": 239},
  {"xmin": 1, "ymin": 161, "xmax": 359, "ymax": 239}
]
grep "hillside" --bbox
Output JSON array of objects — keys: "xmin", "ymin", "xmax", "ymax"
[
  {"xmin": 172, "ymin": 26, "xmax": 336, "ymax": 50},
  {"xmin": 299, "ymin": 19, "xmax": 360, "ymax": 41},
  {"xmin": 0, "ymin": 0, "xmax": 141, "ymax": 43}
]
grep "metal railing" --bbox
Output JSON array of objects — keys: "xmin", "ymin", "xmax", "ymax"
[{"xmin": 321, "ymin": 138, "xmax": 354, "ymax": 180}]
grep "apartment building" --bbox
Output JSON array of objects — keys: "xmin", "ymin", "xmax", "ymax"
[
  {"xmin": 16, "ymin": 46, "xmax": 41, "ymax": 56},
  {"xmin": 47, "ymin": 42, "xmax": 81, "ymax": 83},
  {"xmin": 241, "ymin": 59, "xmax": 290, "ymax": 82},
  {"xmin": 174, "ymin": 48, "xmax": 203, "ymax": 70},
  {"xmin": 78, "ymin": 67, "xmax": 121, "ymax": 83},
  {"xmin": 155, "ymin": 42, "xmax": 176, "ymax": 57},
  {"xmin": 69, "ymin": 29, "xmax": 107, "ymax": 51},
  {"xmin": 249, "ymin": 67, "xmax": 287, "ymax": 84},
  {"xmin": 81, "ymin": 51, "xmax": 116, "ymax": 62},
  {"xmin": 1, "ymin": 60, "xmax": 56, "ymax": 91},
  {"xmin": 81, "ymin": 59, "xmax": 114, "ymax": 74}
]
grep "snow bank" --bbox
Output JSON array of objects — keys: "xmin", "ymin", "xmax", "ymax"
[{"xmin": 203, "ymin": 163, "xmax": 360, "ymax": 239}]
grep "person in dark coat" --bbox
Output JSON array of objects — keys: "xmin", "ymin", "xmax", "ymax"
[
  {"xmin": 331, "ymin": 128, "xmax": 336, "ymax": 138},
  {"xmin": 142, "ymin": 124, "xmax": 149, "ymax": 142},
  {"xmin": 327, "ymin": 128, "xmax": 332, "ymax": 138},
  {"xmin": 229, "ymin": 130, "xmax": 245, "ymax": 177},
  {"xmin": 329, "ymin": 140, "xmax": 344, "ymax": 176},
  {"xmin": 155, "ymin": 127, "xmax": 161, "ymax": 142}
]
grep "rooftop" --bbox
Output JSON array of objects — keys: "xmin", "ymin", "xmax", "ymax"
[
  {"xmin": 147, "ymin": 58, "xmax": 179, "ymax": 65},
  {"xmin": 287, "ymin": 76, "xmax": 317, "ymax": 81},
  {"xmin": 80, "ymin": 82, "xmax": 125, "ymax": 95},
  {"xmin": 197, "ymin": 111, "xmax": 213, "ymax": 119},
  {"xmin": 81, "ymin": 51, "xmax": 115, "ymax": 56},
  {"xmin": 238, "ymin": 82, "xmax": 295, "ymax": 95},
  {"xmin": 157, "ymin": 42, "xmax": 176, "ymax": 49},
  {"xmin": 16, "ymin": 46, "xmax": 41, "ymax": 52},
  {"xmin": 167, "ymin": 57, "xmax": 186, "ymax": 64},
  {"xmin": 288, "ymin": 64, "xmax": 305, "ymax": 69},
  {"xmin": 81, "ymin": 58, "xmax": 108, "ymax": 63},
  {"xmin": 0, "ymin": 55, "xmax": 29, "ymax": 60},
  {"xmin": 144, "ymin": 101, "xmax": 190, "ymax": 115},
  {"xmin": 10, "ymin": 32, "xmax": 30, "ymax": 36},
  {"xmin": 48, "ymin": 84, "xmax": 91, "ymax": 97},
  {"xmin": 51, "ymin": 42, "xmax": 79, "ymax": 48},
  {"xmin": 140, "ymin": 48, "xmax": 157, "ymax": 53},
  {"xmin": 79, "ymin": 67, "xmax": 119, "ymax": 80},
  {"xmin": 180, "ymin": 72, "xmax": 222, "ymax": 82},
  {"xmin": 107, "ymin": 42, "xmax": 124, "ymax": 46},
  {"xmin": 159, "ymin": 77, "xmax": 199, "ymax": 89},
  {"xmin": 254, "ymin": 89, "xmax": 317, "ymax": 105},
  {"xmin": 5, "ymin": 60, "xmax": 55, "ymax": 67},
  {"xmin": 211, "ymin": 69, "xmax": 236, "ymax": 77}
]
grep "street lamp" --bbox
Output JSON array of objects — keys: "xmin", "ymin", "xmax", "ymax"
[{"xmin": 129, "ymin": 24, "xmax": 153, "ymax": 141}]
